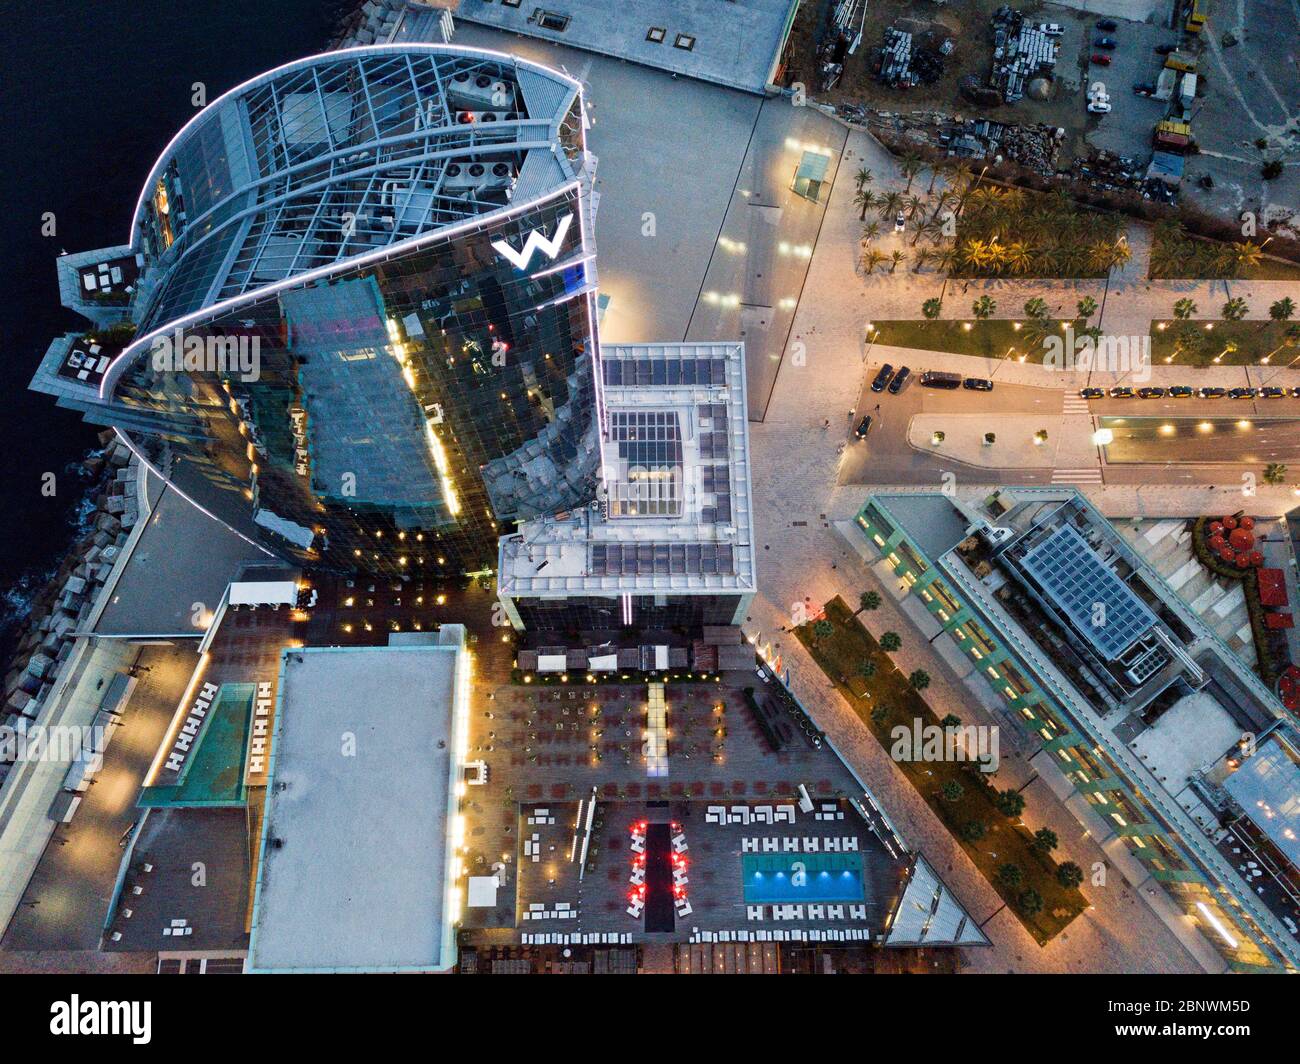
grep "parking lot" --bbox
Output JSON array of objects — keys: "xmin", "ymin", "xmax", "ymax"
[
  {"xmin": 1182, "ymin": 0, "xmax": 1300, "ymax": 222},
  {"xmin": 1078, "ymin": 14, "xmax": 1183, "ymax": 161}
]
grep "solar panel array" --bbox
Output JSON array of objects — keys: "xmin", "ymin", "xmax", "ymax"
[
  {"xmin": 591, "ymin": 542, "xmax": 735, "ymax": 576},
  {"xmin": 1019, "ymin": 524, "xmax": 1158, "ymax": 661}
]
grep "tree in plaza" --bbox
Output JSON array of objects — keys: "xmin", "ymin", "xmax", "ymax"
[
  {"xmin": 1109, "ymin": 239, "xmax": 1132, "ymax": 271},
  {"xmin": 1265, "ymin": 323, "xmax": 1300, "ymax": 365},
  {"xmin": 1076, "ymin": 296, "xmax": 1098, "ymax": 323},
  {"xmin": 861, "ymin": 220, "xmax": 882, "ymax": 243},
  {"xmin": 854, "ymin": 166, "xmax": 873, "ymax": 193},
  {"xmin": 960, "ymin": 820, "xmax": 986, "ymax": 843},
  {"xmin": 812, "ymin": 619, "xmax": 834, "ymax": 643},
  {"xmin": 879, "ymin": 631, "xmax": 902, "ymax": 652},
  {"xmin": 927, "ymin": 160, "xmax": 949, "ymax": 195},
  {"xmin": 1018, "ymin": 888, "xmax": 1044, "ymax": 916},
  {"xmin": 972, "ymin": 295, "xmax": 996, "ymax": 320},
  {"xmin": 921, "ymin": 297, "xmax": 943, "ymax": 322},
  {"xmin": 1230, "ymin": 240, "xmax": 1265, "ymax": 275},
  {"xmin": 913, "ymin": 247, "xmax": 930, "ymax": 273},
  {"xmin": 854, "ymin": 187, "xmax": 875, "ymax": 220},
  {"xmin": 878, "ymin": 190, "xmax": 904, "ymax": 220},
  {"xmin": 931, "ymin": 245, "xmax": 958, "ymax": 276},
  {"xmin": 1004, "ymin": 241, "xmax": 1033, "ymax": 276},
  {"xmin": 870, "ymin": 704, "xmax": 889, "ymax": 724},
  {"xmin": 1173, "ymin": 297, "xmax": 1198, "ymax": 321},
  {"xmin": 890, "ymin": 250, "xmax": 905, "ymax": 273},
  {"xmin": 1269, "ymin": 297, "xmax": 1296, "ymax": 324},
  {"xmin": 940, "ymin": 713, "xmax": 962, "ymax": 728},
  {"xmin": 995, "ymin": 788, "xmax": 1026, "ymax": 818},
  {"xmin": 941, "ymin": 780, "xmax": 964, "ymax": 803},
  {"xmin": 1031, "ymin": 828, "xmax": 1058, "ymax": 855},
  {"xmin": 1264, "ymin": 463, "xmax": 1288, "ymax": 486},
  {"xmin": 997, "ymin": 863, "xmax": 1024, "ymax": 887},
  {"xmin": 912, "ymin": 218, "xmax": 943, "ymax": 247},
  {"xmin": 908, "ymin": 669, "xmax": 931, "ymax": 691},
  {"xmin": 862, "ymin": 248, "xmax": 887, "ymax": 275},
  {"xmin": 857, "ymin": 659, "xmax": 878, "ymax": 680},
  {"xmin": 1056, "ymin": 861, "xmax": 1084, "ymax": 889},
  {"xmin": 860, "ymin": 590, "xmax": 882, "ymax": 612},
  {"xmin": 904, "ymin": 193, "xmax": 926, "ymax": 220},
  {"xmin": 900, "ymin": 152, "xmax": 924, "ymax": 194},
  {"xmin": 1222, "ymin": 297, "xmax": 1248, "ymax": 322},
  {"xmin": 1023, "ymin": 296, "xmax": 1050, "ymax": 321},
  {"xmin": 1022, "ymin": 316, "xmax": 1051, "ymax": 350},
  {"xmin": 1262, "ymin": 160, "xmax": 1284, "ymax": 181}
]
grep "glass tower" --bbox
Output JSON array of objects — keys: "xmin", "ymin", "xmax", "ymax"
[{"xmin": 40, "ymin": 45, "xmax": 602, "ymax": 577}]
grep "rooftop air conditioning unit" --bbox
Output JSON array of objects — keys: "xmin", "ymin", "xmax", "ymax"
[{"xmin": 449, "ymin": 71, "xmax": 507, "ymax": 109}]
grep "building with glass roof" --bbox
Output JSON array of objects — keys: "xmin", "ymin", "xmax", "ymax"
[{"xmin": 31, "ymin": 43, "xmax": 602, "ymax": 577}]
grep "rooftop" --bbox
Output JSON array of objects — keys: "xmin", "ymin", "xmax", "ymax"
[
  {"xmin": 1224, "ymin": 738, "xmax": 1300, "ymax": 871},
  {"xmin": 424, "ymin": 1, "xmax": 800, "ymax": 94},
  {"xmin": 498, "ymin": 342, "xmax": 755, "ymax": 597},
  {"xmin": 248, "ymin": 630, "xmax": 469, "ymax": 972}
]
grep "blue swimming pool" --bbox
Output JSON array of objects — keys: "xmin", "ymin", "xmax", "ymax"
[{"xmin": 741, "ymin": 852, "xmax": 865, "ymax": 903}]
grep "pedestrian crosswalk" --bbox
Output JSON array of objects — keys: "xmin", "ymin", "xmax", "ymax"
[
  {"xmin": 1051, "ymin": 468, "xmax": 1104, "ymax": 484},
  {"xmin": 1062, "ymin": 395, "xmax": 1093, "ymax": 416}
]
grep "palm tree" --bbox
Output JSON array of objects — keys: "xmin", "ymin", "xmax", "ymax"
[
  {"xmin": 853, "ymin": 187, "xmax": 875, "ymax": 220},
  {"xmin": 879, "ymin": 631, "xmax": 902, "ymax": 652},
  {"xmin": 1076, "ymin": 296, "xmax": 1098, "ymax": 323},
  {"xmin": 1031, "ymin": 828, "xmax": 1058, "ymax": 855},
  {"xmin": 912, "ymin": 247, "xmax": 930, "ymax": 273},
  {"xmin": 1057, "ymin": 862, "xmax": 1084, "ymax": 889},
  {"xmin": 1269, "ymin": 297, "xmax": 1296, "ymax": 324},
  {"xmin": 941, "ymin": 780, "xmax": 964, "ymax": 803},
  {"xmin": 1023, "ymin": 316, "xmax": 1051, "ymax": 350},
  {"xmin": 911, "ymin": 218, "xmax": 942, "ymax": 247},
  {"xmin": 927, "ymin": 160, "xmax": 949, "ymax": 196},
  {"xmin": 1173, "ymin": 297, "xmax": 1198, "ymax": 321},
  {"xmin": 1222, "ymin": 297, "xmax": 1248, "ymax": 322},
  {"xmin": 877, "ymin": 190, "xmax": 904, "ymax": 220},
  {"xmin": 1264, "ymin": 463, "xmax": 1288, "ymax": 486},
  {"xmin": 921, "ymin": 297, "xmax": 942, "ymax": 321},
  {"xmin": 860, "ymin": 220, "xmax": 881, "ymax": 243},
  {"xmin": 1231, "ymin": 240, "xmax": 1265, "ymax": 275},
  {"xmin": 889, "ymin": 249, "xmax": 904, "ymax": 273},
  {"xmin": 908, "ymin": 669, "xmax": 930, "ymax": 691},
  {"xmin": 854, "ymin": 166, "xmax": 873, "ymax": 193},
  {"xmin": 899, "ymin": 152, "xmax": 924, "ymax": 194},
  {"xmin": 972, "ymin": 295, "xmax": 996, "ymax": 320},
  {"xmin": 856, "ymin": 660, "xmax": 877, "ymax": 680},
  {"xmin": 904, "ymin": 193, "xmax": 925, "ymax": 220},
  {"xmin": 859, "ymin": 590, "xmax": 881, "ymax": 612},
  {"xmin": 1023, "ymin": 297, "xmax": 1049, "ymax": 321},
  {"xmin": 812, "ymin": 619, "xmax": 834, "ymax": 643},
  {"xmin": 862, "ymin": 248, "xmax": 887, "ymax": 274},
  {"xmin": 1004, "ymin": 241, "xmax": 1033, "ymax": 276}
]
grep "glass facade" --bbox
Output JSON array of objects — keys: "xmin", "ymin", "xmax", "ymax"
[{"xmin": 109, "ymin": 187, "xmax": 599, "ymax": 576}]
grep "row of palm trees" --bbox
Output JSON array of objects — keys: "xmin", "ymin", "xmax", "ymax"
[{"xmin": 1151, "ymin": 220, "xmax": 1271, "ymax": 279}]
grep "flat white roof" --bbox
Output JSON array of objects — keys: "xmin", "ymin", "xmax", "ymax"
[
  {"xmin": 499, "ymin": 342, "xmax": 756, "ymax": 597},
  {"xmin": 248, "ymin": 630, "xmax": 468, "ymax": 972}
]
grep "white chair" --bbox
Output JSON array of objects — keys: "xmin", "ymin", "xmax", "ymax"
[
  {"xmin": 843, "ymin": 836, "xmax": 859, "ymax": 851},
  {"xmin": 761, "ymin": 837, "xmax": 779, "ymax": 853},
  {"xmin": 747, "ymin": 905, "xmax": 764, "ymax": 921},
  {"xmin": 824, "ymin": 837, "xmax": 841, "ymax": 852},
  {"xmin": 742, "ymin": 836, "xmax": 759, "ymax": 853},
  {"xmin": 782, "ymin": 837, "xmax": 800, "ymax": 852},
  {"xmin": 802, "ymin": 836, "xmax": 820, "ymax": 852}
]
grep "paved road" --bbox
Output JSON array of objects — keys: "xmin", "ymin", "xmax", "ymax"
[{"xmin": 1, "ymin": 643, "xmax": 197, "ymax": 951}]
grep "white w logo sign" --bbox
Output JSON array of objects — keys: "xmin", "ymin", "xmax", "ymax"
[{"xmin": 492, "ymin": 212, "xmax": 574, "ymax": 270}]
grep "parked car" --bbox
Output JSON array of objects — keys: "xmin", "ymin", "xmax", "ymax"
[
  {"xmin": 1090, "ymin": 54, "xmax": 1112, "ymax": 66},
  {"xmin": 1260, "ymin": 386, "xmax": 1287, "ymax": 398},
  {"xmin": 1291, "ymin": 387, "xmax": 1300, "ymax": 398},
  {"xmin": 1155, "ymin": 43, "xmax": 1177, "ymax": 54},
  {"xmin": 888, "ymin": 366, "xmax": 912, "ymax": 394},
  {"xmin": 1097, "ymin": 18, "xmax": 1118, "ymax": 30},
  {"xmin": 1094, "ymin": 37, "xmax": 1117, "ymax": 49},
  {"xmin": 1168, "ymin": 385, "xmax": 1194, "ymax": 398},
  {"xmin": 1088, "ymin": 100, "xmax": 1113, "ymax": 113},
  {"xmin": 1133, "ymin": 82, "xmax": 1156, "ymax": 95},
  {"xmin": 1229, "ymin": 387, "xmax": 1257, "ymax": 399},
  {"xmin": 1199, "ymin": 386, "xmax": 1227, "ymax": 398},
  {"xmin": 963, "ymin": 377, "xmax": 994, "ymax": 392},
  {"xmin": 855, "ymin": 415, "xmax": 873, "ymax": 439},
  {"xmin": 1080, "ymin": 387, "xmax": 1105, "ymax": 399},
  {"xmin": 1138, "ymin": 387, "xmax": 1166, "ymax": 398},
  {"xmin": 1109, "ymin": 385, "xmax": 1134, "ymax": 398},
  {"xmin": 894, "ymin": 210, "xmax": 906, "ymax": 232},
  {"xmin": 1039, "ymin": 23, "xmax": 1064, "ymax": 35},
  {"xmin": 871, "ymin": 364, "xmax": 895, "ymax": 392}
]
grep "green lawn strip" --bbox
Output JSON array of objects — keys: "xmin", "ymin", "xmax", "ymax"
[
  {"xmin": 1150, "ymin": 320, "xmax": 1300, "ymax": 367},
  {"xmin": 796, "ymin": 597, "xmax": 1087, "ymax": 945},
  {"xmin": 871, "ymin": 319, "xmax": 1052, "ymax": 362}
]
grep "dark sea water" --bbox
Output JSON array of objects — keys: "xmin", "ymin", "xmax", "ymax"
[{"xmin": 0, "ymin": 0, "xmax": 339, "ymax": 651}]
